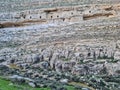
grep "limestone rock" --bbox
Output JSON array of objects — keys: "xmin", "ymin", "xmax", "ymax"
[
  {"xmin": 60, "ymin": 79, "xmax": 68, "ymax": 84},
  {"xmin": 40, "ymin": 61, "xmax": 49, "ymax": 69},
  {"xmin": 28, "ymin": 82, "xmax": 36, "ymax": 88},
  {"xmin": 32, "ymin": 54, "xmax": 40, "ymax": 64},
  {"xmin": 114, "ymin": 51, "xmax": 120, "ymax": 60}
]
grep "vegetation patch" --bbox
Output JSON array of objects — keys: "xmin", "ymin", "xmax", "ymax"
[{"xmin": 0, "ymin": 77, "xmax": 50, "ymax": 90}]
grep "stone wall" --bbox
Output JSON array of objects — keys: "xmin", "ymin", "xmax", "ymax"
[{"xmin": 1, "ymin": 4, "xmax": 120, "ymax": 25}]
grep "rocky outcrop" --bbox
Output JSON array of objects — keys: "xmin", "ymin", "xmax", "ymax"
[
  {"xmin": 0, "ymin": 3, "xmax": 119, "ymax": 28},
  {"xmin": 83, "ymin": 12, "xmax": 114, "ymax": 20},
  {"xmin": 0, "ymin": 1, "xmax": 120, "ymax": 90}
]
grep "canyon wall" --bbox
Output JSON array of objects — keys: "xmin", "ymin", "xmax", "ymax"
[{"xmin": 1, "ymin": 4, "xmax": 120, "ymax": 27}]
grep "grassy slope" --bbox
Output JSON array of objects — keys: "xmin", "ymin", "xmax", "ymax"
[
  {"xmin": 0, "ymin": 78, "xmax": 50, "ymax": 90},
  {"xmin": 0, "ymin": 78, "xmax": 75, "ymax": 90}
]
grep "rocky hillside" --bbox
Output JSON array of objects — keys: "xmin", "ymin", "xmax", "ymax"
[
  {"xmin": 0, "ymin": 0, "xmax": 120, "ymax": 90},
  {"xmin": 0, "ymin": 0, "xmax": 119, "ymax": 12}
]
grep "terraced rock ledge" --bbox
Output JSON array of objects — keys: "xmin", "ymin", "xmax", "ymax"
[{"xmin": 0, "ymin": 0, "xmax": 120, "ymax": 90}]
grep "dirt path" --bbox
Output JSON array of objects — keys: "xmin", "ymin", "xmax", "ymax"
[{"xmin": 69, "ymin": 82, "xmax": 95, "ymax": 90}]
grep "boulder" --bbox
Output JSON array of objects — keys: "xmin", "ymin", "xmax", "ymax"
[
  {"xmin": 28, "ymin": 82, "xmax": 36, "ymax": 88},
  {"xmin": 9, "ymin": 75, "xmax": 25, "ymax": 84},
  {"xmin": 82, "ymin": 88, "xmax": 90, "ymax": 90},
  {"xmin": 0, "ymin": 56, "xmax": 5, "ymax": 63},
  {"xmin": 114, "ymin": 51, "xmax": 120, "ymax": 60},
  {"xmin": 60, "ymin": 79, "xmax": 68, "ymax": 84},
  {"xmin": 32, "ymin": 54, "xmax": 40, "ymax": 64},
  {"xmin": 40, "ymin": 61, "xmax": 49, "ymax": 69}
]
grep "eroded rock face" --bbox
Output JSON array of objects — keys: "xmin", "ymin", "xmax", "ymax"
[
  {"xmin": 72, "ymin": 63, "xmax": 108, "ymax": 75},
  {"xmin": 0, "ymin": 1, "xmax": 120, "ymax": 90},
  {"xmin": 105, "ymin": 62, "xmax": 120, "ymax": 75},
  {"xmin": 0, "ymin": 39, "xmax": 119, "ymax": 75},
  {"xmin": 114, "ymin": 51, "xmax": 120, "ymax": 60},
  {"xmin": 0, "ymin": 1, "xmax": 120, "ymax": 28}
]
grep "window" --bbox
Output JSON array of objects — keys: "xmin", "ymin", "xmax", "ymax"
[
  {"xmin": 22, "ymin": 14, "xmax": 26, "ymax": 19},
  {"xmin": 87, "ymin": 52, "xmax": 91, "ymax": 57},
  {"xmin": 40, "ymin": 16, "xmax": 41, "ymax": 19},
  {"xmin": 63, "ymin": 18, "xmax": 65, "ymax": 21},
  {"xmin": 51, "ymin": 16, "xmax": 53, "ymax": 19}
]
